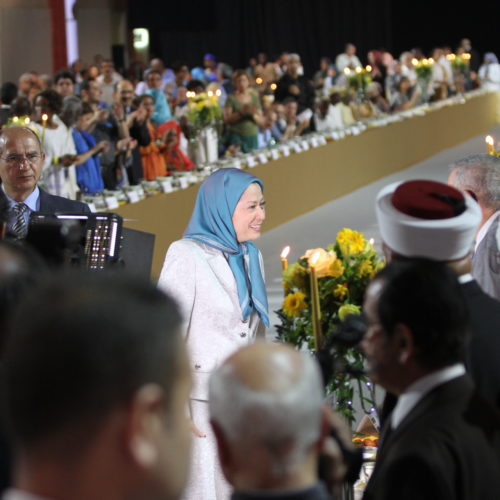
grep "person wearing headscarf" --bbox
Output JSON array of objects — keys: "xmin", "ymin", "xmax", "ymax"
[
  {"xmin": 478, "ymin": 52, "xmax": 500, "ymax": 91},
  {"xmin": 158, "ymin": 168, "xmax": 269, "ymax": 500}
]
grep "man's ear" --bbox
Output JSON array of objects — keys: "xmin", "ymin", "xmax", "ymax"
[
  {"xmin": 393, "ymin": 323, "xmax": 415, "ymax": 364},
  {"xmin": 125, "ymin": 383, "xmax": 165, "ymax": 468}
]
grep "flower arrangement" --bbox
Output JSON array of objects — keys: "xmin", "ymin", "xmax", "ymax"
[
  {"xmin": 447, "ymin": 53, "xmax": 471, "ymax": 74},
  {"xmin": 186, "ymin": 90, "xmax": 223, "ymax": 136},
  {"xmin": 411, "ymin": 58, "xmax": 434, "ymax": 80},
  {"xmin": 344, "ymin": 66, "xmax": 372, "ymax": 93},
  {"xmin": 276, "ymin": 228, "xmax": 385, "ymax": 423}
]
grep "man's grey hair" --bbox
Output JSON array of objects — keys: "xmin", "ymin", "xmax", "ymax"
[
  {"xmin": 288, "ymin": 53, "xmax": 301, "ymax": 63},
  {"xmin": 61, "ymin": 96, "xmax": 83, "ymax": 128},
  {"xmin": 449, "ymin": 154, "xmax": 500, "ymax": 209},
  {"xmin": 208, "ymin": 349, "xmax": 324, "ymax": 477}
]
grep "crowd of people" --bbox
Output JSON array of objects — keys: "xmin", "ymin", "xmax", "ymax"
[{"xmin": 0, "ymin": 38, "xmax": 499, "ymax": 201}]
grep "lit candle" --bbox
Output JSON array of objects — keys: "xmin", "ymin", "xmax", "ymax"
[
  {"xmin": 13, "ymin": 116, "xmax": 19, "ymax": 123},
  {"xmin": 366, "ymin": 65, "xmax": 372, "ymax": 72},
  {"xmin": 256, "ymin": 77, "xmax": 263, "ymax": 85},
  {"xmin": 215, "ymin": 89, "xmax": 222, "ymax": 97},
  {"xmin": 344, "ymin": 67, "xmax": 351, "ymax": 76},
  {"xmin": 24, "ymin": 117, "xmax": 30, "ymax": 125},
  {"xmin": 207, "ymin": 90, "xmax": 213, "ymax": 97},
  {"xmin": 280, "ymin": 245, "xmax": 290, "ymax": 271},
  {"xmin": 309, "ymin": 251, "xmax": 323, "ymax": 351},
  {"xmin": 355, "ymin": 66, "xmax": 362, "ymax": 74},
  {"xmin": 41, "ymin": 113, "xmax": 48, "ymax": 148},
  {"xmin": 369, "ymin": 238, "xmax": 375, "ymax": 247},
  {"xmin": 281, "ymin": 245, "xmax": 291, "ymax": 296},
  {"xmin": 411, "ymin": 58, "xmax": 419, "ymax": 67},
  {"xmin": 485, "ymin": 135, "xmax": 495, "ymax": 155},
  {"xmin": 270, "ymin": 83, "xmax": 277, "ymax": 91}
]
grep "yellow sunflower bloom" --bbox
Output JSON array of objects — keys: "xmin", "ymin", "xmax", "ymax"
[
  {"xmin": 358, "ymin": 260, "xmax": 374, "ymax": 278},
  {"xmin": 336, "ymin": 228, "xmax": 366, "ymax": 255},
  {"xmin": 330, "ymin": 259, "xmax": 345, "ymax": 278},
  {"xmin": 282, "ymin": 291, "xmax": 308, "ymax": 317},
  {"xmin": 333, "ymin": 283, "xmax": 349, "ymax": 300},
  {"xmin": 338, "ymin": 304, "xmax": 361, "ymax": 321}
]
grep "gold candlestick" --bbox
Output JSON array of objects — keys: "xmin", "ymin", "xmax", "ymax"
[
  {"xmin": 309, "ymin": 251, "xmax": 323, "ymax": 351},
  {"xmin": 280, "ymin": 246, "xmax": 290, "ymax": 296}
]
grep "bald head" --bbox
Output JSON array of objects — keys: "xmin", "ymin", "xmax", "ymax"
[
  {"xmin": 209, "ymin": 342, "xmax": 324, "ymax": 478},
  {"xmin": 226, "ymin": 342, "xmax": 304, "ymax": 393}
]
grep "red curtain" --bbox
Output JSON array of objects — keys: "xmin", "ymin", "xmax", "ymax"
[{"xmin": 48, "ymin": 0, "xmax": 67, "ymax": 73}]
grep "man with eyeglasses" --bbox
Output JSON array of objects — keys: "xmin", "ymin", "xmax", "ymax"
[{"xmin": 0, "ymin": 127, "xmax": 89, "ymax": 240}]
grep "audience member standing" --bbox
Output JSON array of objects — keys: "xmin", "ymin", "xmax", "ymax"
[
  {"xmin": 448, "ymin": 154, "xmax": 500, "ymax": 302},
  {"xmin": 275, "ymin": 54, "xmax": 315, "ymax": 114},
  {"xmin": 97, "ymin": 59, "xmax": 122, "ymax": 105},
  {"xmin": 335, "ymin": 43, "xmax": 362, "ymax": 73}
]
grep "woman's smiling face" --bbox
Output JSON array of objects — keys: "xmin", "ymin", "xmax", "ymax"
[{"xmin": 232, "ymin": 183, "xmax": 266, "ymax": 243}]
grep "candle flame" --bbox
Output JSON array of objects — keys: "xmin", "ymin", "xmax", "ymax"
[
  {"xmin": 310, "ymin": 251, "xmax": 321, "ymax": 267},
  {"xmin": 256, "ymin": 77, "xmax": 263, "ymax": 85},
  {"xmin": 369, "ymin": 238, "xmax": 375, "ymax": 246},
  {"xmin": 42, "ymin": 113, "xmax": 48, "ymax": 121},
  {"xmin": 13, "ymin": 116, "xmax": 19, "ymax": 122},
  {"xmin": 344, "ymin": 67, "xmax": 351, "ymax": 76},
  {"xmin": 280, "ymin": 246, "xmax": 290, "ymax": 259},
  {"xmin": 270, "ymin": 83, "xmax": 277, "ymax": 90},
  {"xmin": 366, "ymin": 65, "xmax": 372, "ymax": 72},
  {"xmin": 463, "ymin": 53, "xmax": 471, "ymax": 60},
  {"xmin": 428, "ymin": 58, "xmax": 434, "ymax": 64},
  {"xmin": 486, "ymin": 135, "xmax": 494, "ymax": 146},
  {"xmin": 355, "ymin": 66, "xmax": 362, "ymax": 74},
  {"xmin": 24, "ymin": 117, "xmax": 30, "ymax": 124},
  {"xmin": 215, "ymin": 89, "xmax": 222, "ymax": 96},
  {"xmin": 207, "ymin": 90, "xmax": 213, "ymax": 97},
  {"xmin": 411, "ymin": 58, "xmax": 419, "ymax": 66}
]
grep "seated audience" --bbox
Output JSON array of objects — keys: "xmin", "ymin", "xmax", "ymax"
[
  {"xmin": 389, "ymin": 77, "xmax": 420, "ymax": 112},
  {"xmin": 2, "ymin": 272, "xmax": 192, "ymax": 500},
  {"xmin": 314, "ymin": 97, "xmax": 343, "ymax": 132}
]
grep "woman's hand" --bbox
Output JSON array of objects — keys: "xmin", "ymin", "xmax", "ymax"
[{"xmin": 190, "ymin": 420, "xmax": 207, "ymax": 438}]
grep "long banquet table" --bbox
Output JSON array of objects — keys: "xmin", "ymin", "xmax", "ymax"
[{"xmin": 114, "ymin": 91, "xmax": 500, "ymax": 278}]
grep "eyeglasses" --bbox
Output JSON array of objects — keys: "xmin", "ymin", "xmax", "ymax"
[{"xmin": 0, "ymin": 152, "xmax": 42, "ymax": 166}]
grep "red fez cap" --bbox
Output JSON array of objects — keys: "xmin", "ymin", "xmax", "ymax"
[{"xmin": 392, "ymin": 180, "xmax": 466, "ymax": 220}]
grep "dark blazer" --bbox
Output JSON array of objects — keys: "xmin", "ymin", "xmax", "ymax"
[
  {"xmin": 232, "ymin": 483, "xmax": 330, "ymax": 500},
  {"xmin": 364, "ymin": 376, "xmax": 500, "ymax": 500},
  {"xmin": 462, "ymin": 279, "xmax": 500, "ymax": 410},
  {"xmin": 38, "ymin": 188, "xmax": 90, "ymax": 214},
  {"xmin": 380, "ymin": 278, "xmax": 500, "ymax": 427}
]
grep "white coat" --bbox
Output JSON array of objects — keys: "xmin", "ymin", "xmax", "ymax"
[{"xmin": 157, "ymin": 239, "xmax": 265, "ymax": 402}]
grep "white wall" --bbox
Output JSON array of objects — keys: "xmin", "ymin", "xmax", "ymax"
[{"xmin": 0, "ymin": 0, "xmax": 52, "ymax": 83}]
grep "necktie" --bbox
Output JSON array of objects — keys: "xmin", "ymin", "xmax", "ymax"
[{"xmin": 11, "ymin": 203, "xmax": 29, "ymax": 239}]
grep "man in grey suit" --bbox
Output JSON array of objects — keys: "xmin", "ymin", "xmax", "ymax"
[
  {"xmin": 0, "ymin": 127, "xmax": 89, "ymax": 240},
  {"xmin": 448, "ymin": 154, "xmax": 500, "ymax": 301}
]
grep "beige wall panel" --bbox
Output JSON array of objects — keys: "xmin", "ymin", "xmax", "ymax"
[{"xmin": 76, "ymin": 7, "xmax": 112, "ymax": 63}]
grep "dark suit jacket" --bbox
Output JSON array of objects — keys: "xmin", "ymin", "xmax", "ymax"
[
  {"xmin": 364, "ymin": 376, "xmax": 500, "ymax": 500},
  {"xmin": 380, "ymin": 278, "xmax": 500, "ymax": 427},
  {"xmin": 462, "ymin": 279, "xmax": 500, "ymax": 410},
  {"xmin": 38, "ymin": 188, "xmax": 90, "ymax": 214},
  {"xmin": 232, "ymin": 482, "xmax": 330, "ymax": 500}
]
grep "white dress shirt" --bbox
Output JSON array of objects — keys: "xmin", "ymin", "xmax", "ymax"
[{"xmin": 391, "ymin": 363, "xmax": 466, "ymax": 429}]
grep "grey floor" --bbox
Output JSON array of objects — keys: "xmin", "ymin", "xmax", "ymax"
[{"xmin": 260, "ymin": 123, "xmax": 500, "ymax": 337}]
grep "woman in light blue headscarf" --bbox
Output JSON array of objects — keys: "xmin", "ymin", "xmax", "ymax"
[{"xmin": 158, "ymin": 167, "xmax": 268, "ymax": 500}]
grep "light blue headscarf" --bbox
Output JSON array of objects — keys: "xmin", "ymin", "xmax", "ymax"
[
  {"xmin": 184, "ymin": 168, "xmax": 269, "ymax": 327},
  {"xmin": 145, "ymin": 88, "xmax": 172, "ymax": 125}
]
